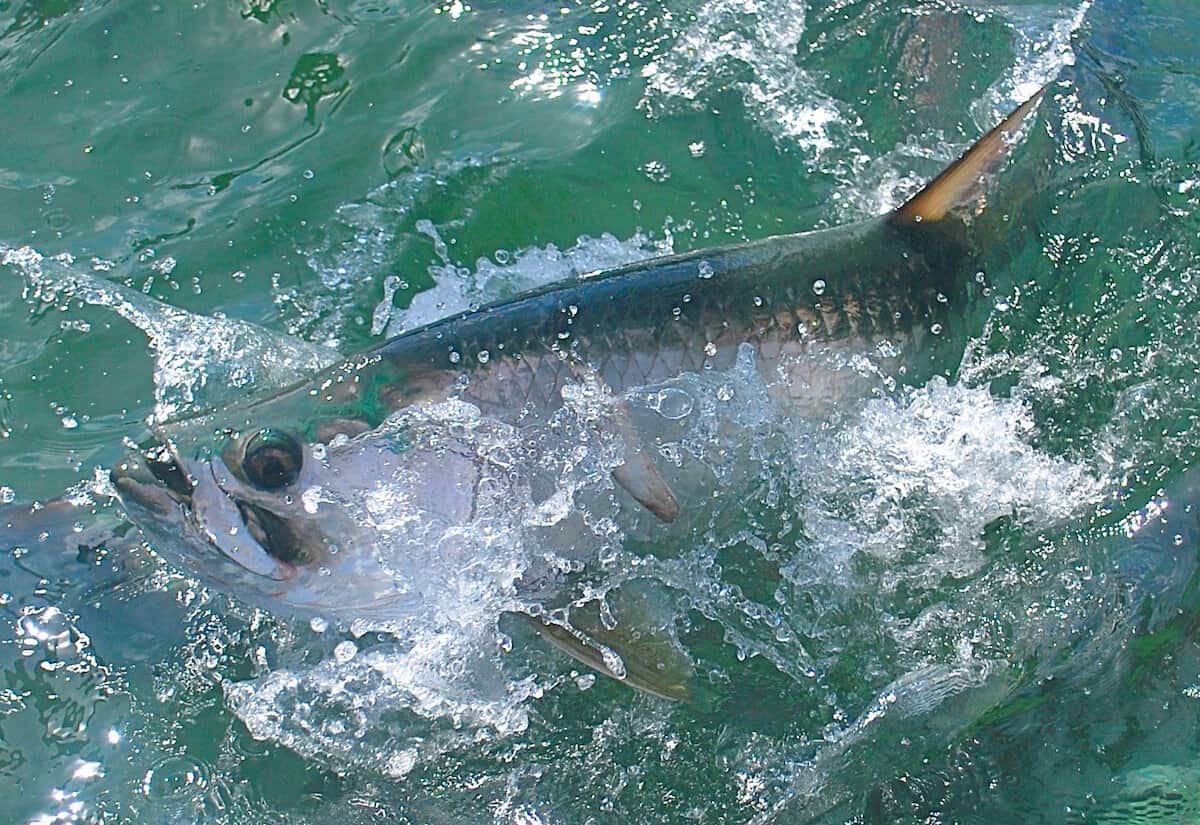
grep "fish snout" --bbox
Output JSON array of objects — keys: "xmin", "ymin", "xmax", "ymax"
[{"xmin": 109, "ymin": 451, "xmax": 192, "ymax": 516}]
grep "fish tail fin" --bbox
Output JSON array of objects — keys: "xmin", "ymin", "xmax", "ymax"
[{"xmin": 889, "ymin": 83, "xmax": 1053, "ymax": 229}]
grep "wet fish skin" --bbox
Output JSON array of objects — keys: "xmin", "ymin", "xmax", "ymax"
[
  {"xmin": 102, "ymin": 86, "xmax": 1052, "ymax": 700},
  {"xmin": 251, "ymin": 217, "xmax": 968, "ymax": 436}
]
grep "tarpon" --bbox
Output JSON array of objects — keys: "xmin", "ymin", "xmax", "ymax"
[{"xmin": 31, "ymin": 87, "xmax": 1050, "ymax": 700}]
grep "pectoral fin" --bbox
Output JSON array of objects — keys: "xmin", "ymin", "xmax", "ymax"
[
  {"xmin": 520, "ymin": 582, "xmax": 700, "ymax": 703},
  {"xmin": 890, "ymin": 83, "xmax": 1051, "ymax": 225},
  {"xmin": 612, "ymin": 448, "xmax": 679, "ymax": 523},
  {"xmin": 528, "ymin": 615, "xmax": 692, "ymax": 702},
  {"xmin": 560, "ymin": 356, "xmax": 679, "ymax": 522}
]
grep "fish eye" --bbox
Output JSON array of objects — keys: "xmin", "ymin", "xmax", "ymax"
[{"xmin": 242, "ymin": 429, "xmax": 303, "ymax": 490}]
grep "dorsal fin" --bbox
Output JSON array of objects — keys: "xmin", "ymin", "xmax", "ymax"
[{"xmin": 890, "ymin": 83, "xmax": 1051, "ymax": 226}]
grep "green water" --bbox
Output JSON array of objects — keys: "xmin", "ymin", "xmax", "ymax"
[{"xmin": 3, "ymin": 0, "xmax": 1200, "ymax": 822}]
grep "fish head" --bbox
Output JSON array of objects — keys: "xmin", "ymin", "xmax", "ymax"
[{"xmin": 109, "ymin": 391, "xmax": 499, "ymax": 622}]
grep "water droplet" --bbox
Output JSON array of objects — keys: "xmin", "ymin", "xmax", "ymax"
[
  {"xmin": 649, "ymin": 388, "xmax": 694, "ymax": 420},
  {"xmin": 688, "ymin": 141, "xmax": 706, "ymax": 158},
  {"xmin": 310, "ymin": 617, "xmax": 329, "ymax": 633},
  {"xmin": 812, "ymin": 279, "xmax": 826, "ymax": 295},
  {"xmin": 639, "ymin": 160, "xmax": 670, "ymax": 182},
  {"xmin": 715, "ymin": 384, "xmax": 734, "ymax": 401},
  {"xmin": 1110, "ymin": 348, "xmax": 1122, "ymax": 362},
  {"xmin": 303, "ymin": 169, "xmax": 315, "ymax": 180},
  {"xmin": 930, "ymin": 323, "xmax": 944, "ymax": 335},
  {"xmin": 302, "ymin": 485, "xmax": 324, "ymax": 514},
  {"xmin": 600, "ymin": 647, "xmax": 626, "ymax": 679},
  {"xmin": 478, "ymin": 350, "xmax": 490, "ymax": 364},
  {"xmin": 876, "ymin": 340, "xmax": 899, "ymax": 359},
  {"xmin": 61, "ymin": 415, "xmax": 78, "ymax": 429},
  {"xmin": 704, "ymin": 341, "xmax": 717, "ymax": 357},
  {"xmin": 0, "ymin": 486, "xmax": 13, "ymax": 504},
  {"xmin": 333, "ymin": 640, "xmax": 358, "ymax": 662},
  {"xmin": 448, "ymin": 350, "xmax": 462, "ymax": 364},
  {"xmin": 698, "ymin": 261, "xmax": 714, "ymax": 279}
]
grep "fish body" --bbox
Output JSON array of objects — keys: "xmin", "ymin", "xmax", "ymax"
[
  {"xmin": 104, "ymin": 87, "xmax": 1049, "ymax": 698},
  {"xmin": 315, "ymin": 217, "xmax": 958, "ymax": 422}
]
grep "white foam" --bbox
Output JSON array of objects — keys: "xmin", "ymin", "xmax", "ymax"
[
  {"xmin": 970, "ymin": 1, "xmax": 1091, "ymax": 128},
  {"xmin": 384, "ymin": 228, "xmax": 672, "ymax": 336},
  {"xmin": 640, "ymin": 0, "xmax": 854, "ymax": 156},
  {"xmin": 801, "ymin": 377, "xmax": 1103, "ymax": 588}
]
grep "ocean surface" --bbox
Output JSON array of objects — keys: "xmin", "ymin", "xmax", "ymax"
[{"xmin": 2, "ymin": 0, "xmax": 1200, "ymax": 822}]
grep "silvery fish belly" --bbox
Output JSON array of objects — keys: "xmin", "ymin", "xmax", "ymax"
[{"xmin": 110, "ymin": 88, "xmax": 1048, "ymax": 699}]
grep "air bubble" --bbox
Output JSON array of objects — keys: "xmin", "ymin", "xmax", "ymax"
[
  {"xmin": 333, "ymin": 640, "xmax": 358, "ymax": 662},
  {"xmin": 649, "ymin": 387, "xmax": 694, "ymax": 420}
]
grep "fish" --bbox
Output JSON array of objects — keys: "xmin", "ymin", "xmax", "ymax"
[{"xmin": 30, "ymin": 86, "xmax": 1050, "ymax": 702}]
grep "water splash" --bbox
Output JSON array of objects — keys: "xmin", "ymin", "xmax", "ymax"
[
  {"xmin": 384, "ymin": 227, "xmax": 672, "ymax": 336},
  {"xmin": 835, "ymin": 0, "xmax": 1091, "ymax": 220},
  {"xmin": 806, "ymin": 377, "xmax": 1104, "ymax": 588},
  {"xmin": 1, "ymin": 245, "xmax": 337, "ymax": 424},
  {"xmin": 641, "ymin": 0, "xmax": 854, "ymax": 156}
]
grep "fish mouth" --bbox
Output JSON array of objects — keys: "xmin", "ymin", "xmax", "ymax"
[{"xmin": 111, "ymin": 447, "xmax": 298, "ymax": 582}]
